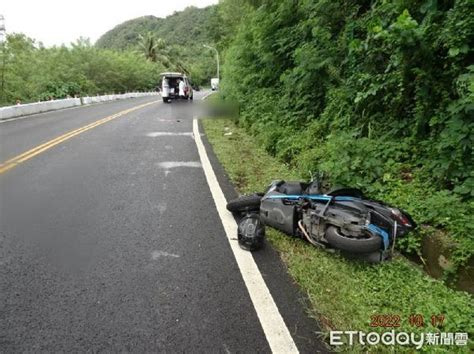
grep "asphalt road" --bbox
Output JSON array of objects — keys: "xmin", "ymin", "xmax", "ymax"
[{"xmin": 0, "ymin": 92, "xmax": 326, "ymax": 352}]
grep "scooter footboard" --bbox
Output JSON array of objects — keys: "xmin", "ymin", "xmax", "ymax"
[{"xmin": 260, "ymin": 193, "xmax": 297, "ymax": 236}]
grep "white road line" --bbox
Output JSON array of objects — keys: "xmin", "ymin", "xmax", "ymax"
[{"xmin": 193, "ymin": 119, "xmax": 299, "ymax": 354}]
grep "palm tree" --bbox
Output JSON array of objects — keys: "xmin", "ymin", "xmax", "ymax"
[
  {"xmin": 139, "ymin": 32, "xmax": 163, "ymax": 63},
  {"xmin": 138, "ymin": 32, "xmax": 189, "ymax": 74}
]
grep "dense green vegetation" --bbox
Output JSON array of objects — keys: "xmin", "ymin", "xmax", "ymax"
[
  {"xmin": 95, "ymin": 6, "xmax": 220, "ymax": 86},
  {"xmin": 203, "ymin": 117, "xmax": 473, "ymax": 352},
  {"xmin": 217, "ymin": 0, "xmax": 474, "ymax": 273},
  {"xmin": 0, "ymin": 35, "xmax": 162, "ymax": 106}
]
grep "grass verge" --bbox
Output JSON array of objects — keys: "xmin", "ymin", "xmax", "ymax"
[{"xmin": 202, "ymin": 117, "xmax": 473, "ymax": 352}]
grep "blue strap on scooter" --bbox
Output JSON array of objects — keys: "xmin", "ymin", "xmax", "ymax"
[
  {"xmin": 367, "ymin": 224, "xmax": 389, "ymax": 250},
  {"xmin": 265, "ymin": 194, "xmax": 358, "ymax": 202}
]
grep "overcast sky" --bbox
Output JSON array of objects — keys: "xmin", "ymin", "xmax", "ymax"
[{"xmin": 1, "ymin": 0, "xmax": 218, "ymax": 46}]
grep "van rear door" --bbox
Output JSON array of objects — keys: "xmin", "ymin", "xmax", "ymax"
[{"xmin": 162, "ymin": 77, "xmax": 170, "ymax": 98}]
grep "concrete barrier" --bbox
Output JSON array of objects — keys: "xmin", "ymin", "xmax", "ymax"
[{"xmin": 0, "ymin": 92, "xmax": 159, "ymax": 120}]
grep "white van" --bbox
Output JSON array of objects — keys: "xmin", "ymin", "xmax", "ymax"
[
  {"xmin": 160, "ymin": 72, "xmax": 193, "ymax": 103},
  {"xmin": 211, "ymin": 78, "xmax": 219, "ymax": 91}
]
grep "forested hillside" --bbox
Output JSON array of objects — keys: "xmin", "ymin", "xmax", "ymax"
[
  {"xmin": 96, "ymin": 6, "xmax": 216, "ymax": 49},
  {"xmin": 217, "ymin": 0, "xmax": 473, "ymax": 273},
  {"xmin": 95, "ymin": 6, "xmax": 220, "ymax": 85}
]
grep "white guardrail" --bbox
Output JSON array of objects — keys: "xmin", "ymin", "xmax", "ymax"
[{"xmin": 0, "ymin": 92, "xmax": 159, "ymax": 120}]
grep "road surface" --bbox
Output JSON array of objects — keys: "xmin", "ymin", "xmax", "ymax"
[{"xmin": 0, "ymin": 92, "xmax": 326, "ymax": 352}]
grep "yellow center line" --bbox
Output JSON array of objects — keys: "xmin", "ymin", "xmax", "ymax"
[{"xmin": 0, "ymin": 101, "xmax": 157, "ymax": 175}]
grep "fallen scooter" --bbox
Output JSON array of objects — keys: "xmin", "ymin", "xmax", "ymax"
[{"xmin": 227, "ymin": 178, "xmax": 416, "ymax": 262}]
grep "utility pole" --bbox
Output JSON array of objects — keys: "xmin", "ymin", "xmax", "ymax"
[
  {"xmin": 203, "ymin": 44, "xmax": 220, "ymax": 81},
  {"xmin": 0, "ymin": 15, "xmax": 6, "ymax": 103},
  {"xmin": 0, "ymin": 15, "xmax": 5, "ymax": 43}
]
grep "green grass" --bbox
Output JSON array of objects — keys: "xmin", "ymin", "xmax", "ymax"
[{"xmin": 202, "ymin": 118, "xmax": 473, "ymax": 353}]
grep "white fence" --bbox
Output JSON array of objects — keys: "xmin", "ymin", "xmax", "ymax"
[{"xmin": 0, "ymin": 92, "xmax": 159, "ymax": 120}]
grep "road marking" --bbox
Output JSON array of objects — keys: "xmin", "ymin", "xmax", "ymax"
[
  {"xmin": 0, "ymin": 101, "xmax": 157, "ymax": 175},
  {"xmin": 158, "ymin": 161, "xmax": 202, "ymax": 177},
  {"xmin": 157, "ymin": 161, "xmax": 202, "ymax": 169},
  {"xmin": 146, "ymin": 132, "xmax": 194, "ymax": 137},
  {"xmin": 151, "ymin": 250, "xmax": 179, "ymax": 259},
  {"xmin": 193, "ymin": 119, "xmax": 299, "ymax": 354}
]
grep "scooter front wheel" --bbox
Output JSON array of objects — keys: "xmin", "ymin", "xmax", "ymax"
[{"xmin": 226, "ymin": 194, "xmax": 262, "ymax": 213}]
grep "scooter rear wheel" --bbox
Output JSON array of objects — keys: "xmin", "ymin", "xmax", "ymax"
[{"xmin": 325, "ymin": 226, "xmax": 382, "ymax": 254}]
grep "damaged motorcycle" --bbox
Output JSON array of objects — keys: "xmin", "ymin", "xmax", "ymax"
[{"xmin": 227, "ymin": 178, "xmax": 416, "ymax": 262}]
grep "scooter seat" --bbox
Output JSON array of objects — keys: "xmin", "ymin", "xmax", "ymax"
[
  {"xmin": 277, "ymin": 181, "xmax": 309, "ymax": 195},
  {"xmin": 327, "ymin": 187, "xmax": 364, "ymax": 198}
]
